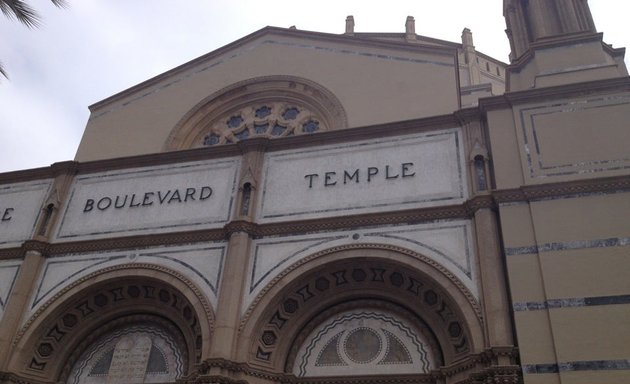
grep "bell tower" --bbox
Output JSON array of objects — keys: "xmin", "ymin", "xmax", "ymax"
[
  {"xmin": 503, "ymin": 0, "xmax": 627, "ymax": 90},
  {"xmin": 486, "ymin": 1, "xmax": 630, "ymax": 383}
]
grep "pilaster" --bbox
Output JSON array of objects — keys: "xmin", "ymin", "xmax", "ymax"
[
  {"xmin": 208, "ymin": 231, "xmax": 252, "ymax": 360},
  {"xmin": 208, "ymin": 142, "xmax": 266, "ymax": 361},
  {"xmin": 0, "ymin": 248, "xmax": 46, "ymax": 370},
  {"xmin": 473, "ymin": 208, "xmax": 513, "ymax": 354}
]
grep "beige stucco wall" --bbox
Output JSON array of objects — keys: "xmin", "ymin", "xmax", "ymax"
[{"xmin": 76, "ymin": 31, "xmax": 460, "ymax": 162}]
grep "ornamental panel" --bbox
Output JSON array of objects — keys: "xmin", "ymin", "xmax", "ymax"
[{"xmin": 515, "ymin": 94, "xmax": 630, "ymax": 182}]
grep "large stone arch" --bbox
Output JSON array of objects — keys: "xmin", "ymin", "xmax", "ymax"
[
  {"xmin": 163, "ymin": 75, "xmax": 348, "ymax": 150},
  {"xmin": 239, "ymin": 245, "xmax": 484, "ymax": 374},
  {"xmin": 9, "ymin": 265, "xmax": 214, "ymax": 383}
]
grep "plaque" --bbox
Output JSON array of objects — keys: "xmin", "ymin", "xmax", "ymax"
[{"xmin": 106, "ymin": 335, "xmax": 152, "ymax": 383}]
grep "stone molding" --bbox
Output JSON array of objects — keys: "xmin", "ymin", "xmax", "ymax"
[
  {"xmin": 493, "ymin": 174, "xmax": 630, "ymax": 203},
  {"xmin": 480, "ymin": 76, "xmax": 630, "ymax": 111},
  {"xmin": 0, "ymin": 114, "xmax": 460, "ymax": 185},
  {"xmin": 1, "ymin": 174, "xmax": 628, "ymax": 260},
  {"xmin": 1, "ymin": 76, "xmax": 628, "ymax": 184},
  {"xmin": 185, "ymin": 348, "xmax": 520, "ymax": 384}
]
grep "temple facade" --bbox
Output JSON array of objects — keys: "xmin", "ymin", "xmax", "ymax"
[{"xmin": 0, "ymin": 1, "xmax": 628, "ymax": 383}]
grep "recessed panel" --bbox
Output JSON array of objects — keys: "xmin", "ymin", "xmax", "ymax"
[
  {"xmin": 0, "ymin": 180, "xmax": 52, "ymax": 247},
  {"xmin": 258, "ymin": 129, "xmax": 467, "ymax": 222},
  {"xmin": 55, "ymin": 159, "xmax": 239, "ymax": 240},
  {"xmin": 517, "ymin": 94, "xmax": 630, "ymax": 182}
]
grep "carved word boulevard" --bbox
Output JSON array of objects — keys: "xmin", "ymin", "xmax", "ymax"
[
  {"xmin": 83, "ymin": 186, "xmax": 213, "ymax": 212},
  {"xmin": 56, "ymin": 160, "xmax": 239, "ymax": 240}
]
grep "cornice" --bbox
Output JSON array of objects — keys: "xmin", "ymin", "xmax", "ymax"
[
  {"xmin": 261, "ymin": 113, "xmax": 459, "ymax": 153},
  {"xmin": 453, "ymin": 107, "xmax": 483, "ymax": 124},
  {"xmin": 251, "ymin": 204, "xmax": 472, "ymax": 238},
  {"xmin": 48, "ymin": 229, "xmax": 226, "ymax": 255},
  {"xmin": 493, "ymin": 174, "xmax": 630, "ymax": 204},
  {"xmin": 0, "ymin": 248, "xmax": 24, "ymax": 260},
  {"xmin": 0, "ymin": 166, "xmax": 55, "ymax": 184},
  {"xmin": 0, "ymin": 113, "xmax": 462, "ymax": 181},
  {"xmin": 237, "ymin": 137, "xmax": 271, "ymax": 154},
  {"xmin": 1, "ymin": 175, "xmax": 627, "ymax": 258},
  {"xmin": 0, "ymin": 203, "xmax": 476, "ymax": 258},
  {"xmin": 479, "ymin": 76, "xmax": 630, "ymax": 111},
  {"xmin": 507, "ymin": 32, "xmax": 604, "ymax": 72},
  {"xmin": 0, "ymin": 161, "xmax": 78, "ymax": 185},
  {"xmin": 8, "ymin": 77, "xmax": 629, "ymax": 180}
]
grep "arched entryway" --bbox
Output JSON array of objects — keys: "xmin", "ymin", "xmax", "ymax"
[
  {"xmin": 10, "ymin": 266, "xmax": 213, "ymax": 383},
  {"xmin": 240, "ymin": 246, "xmax": 483, "ymax": 379}
]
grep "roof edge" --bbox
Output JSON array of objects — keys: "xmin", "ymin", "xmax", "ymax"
[{"xmin": 88, "ymin": 26, "xmax": 460, "ymax": 112}]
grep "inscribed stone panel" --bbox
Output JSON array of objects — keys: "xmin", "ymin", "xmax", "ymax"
[
  {"xmin": 0, "ymin": 180, "xmax": 52, "ymax": 247},
  {"xmin": 55, "ymin": 159, "xmax": 239, "ymax": 240},
  {"xmin": 258, "ymin": 129, "xmax": 467, "ymax": 222},
  {"xmin": 67, "ymin": 324, "xmax": 185, "ymax": 384}
]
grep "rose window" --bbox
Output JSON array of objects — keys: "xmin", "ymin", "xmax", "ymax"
[{"xmin": 202, "ymin": 102, "xmax": 322, "ymax": 146}]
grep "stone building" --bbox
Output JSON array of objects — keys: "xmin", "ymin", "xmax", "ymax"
[{"xmin": 0, "ymin": 1, "xmax": 628, "ymax": 383}]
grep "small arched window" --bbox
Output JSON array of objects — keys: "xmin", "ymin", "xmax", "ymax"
[
  {"xmin": 474, "ymin": 155, "xmax": 487, "ymax": 191},
  {"xmin": 37, "ymin": 203, "xmax": 55, "ymax": 236},
  {"xmin": 240, "ymin": 182, "xmax": 252, "ymax": 216}
]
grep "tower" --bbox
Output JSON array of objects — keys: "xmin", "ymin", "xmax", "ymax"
[{"xmin": 485, "ymin": 1, "xmax": 630, "ymax": 382}]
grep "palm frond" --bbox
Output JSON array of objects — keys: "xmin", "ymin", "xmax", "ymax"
[
  {"xmin": 50, "ymin": 0, "xmax": 68, "ymax": 9},
  {"xmin": 0, "ymin": 61, "xmax": 8, "ymax": 80},
  {"xmin": 0, "ymin": 0, "xmax": 41, "ymax": 28},
  {"xmin": 0, "ymin": 0, "xmax": 68, "ymax": 82}
]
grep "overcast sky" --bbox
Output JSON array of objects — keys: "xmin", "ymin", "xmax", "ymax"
[{"xmin": 0, "ymin": 0, "xmax": 627, "ymax": 173}]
